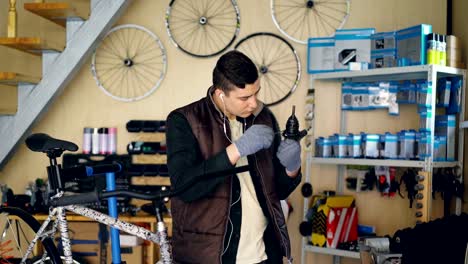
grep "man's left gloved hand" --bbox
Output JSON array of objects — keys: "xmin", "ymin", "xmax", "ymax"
[{"xmin": 276, "ymin": 139, "xmax": 301, "ymax": 172}]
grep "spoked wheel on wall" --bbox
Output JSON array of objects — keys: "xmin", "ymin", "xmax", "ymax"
[
  {"xmin": 0, "ymin": 207, "xmax": 62, "ymax": 264},
  {"xmin": 234, "ymin": 32, "xmax": 301, "ymax": 106},
  {"xmin": 91, "ymin": 24, "xmax": 167, "ymax": 102},
  {"xmin": 271, "ymin": 0, "xmax": 350, "ymax": 44},
  {"xmin": 165, "ymin": 0, "xmax": 241, "ymax": 57}
]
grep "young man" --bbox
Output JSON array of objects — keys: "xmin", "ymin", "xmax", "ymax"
[{"xmin": 166, "ymin": 50, "xmax": 302, "ymax": 264}]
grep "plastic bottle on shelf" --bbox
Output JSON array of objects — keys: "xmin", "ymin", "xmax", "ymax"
[
  {"xmin": 98, "ymin": 128, "xmax": 108, "ymax": 155},
  {"xmin": 439, "ymin": 34, "xmax": 446, "ymax": 66},
  {"xmin": 108, "ymin": 127, "xmax": 117, "ymax": 154},
  {"xmin": 426, "ymin": 33, "xmax": 437, "ymax": 65},
  {"xmin": 82, "ymin": 127, "xmax": 93, "ymax": 154},
  {"xmin": 91, "ymin": 128, "xmax": 100, "ymax": 155}
]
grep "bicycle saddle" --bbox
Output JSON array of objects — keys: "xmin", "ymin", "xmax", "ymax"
[{"xmin": 26, "ymin": 133, "xmax": 78, "ymax": 153}]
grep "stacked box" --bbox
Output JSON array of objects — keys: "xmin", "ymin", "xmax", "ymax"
[
  {"xmin": 332, "ymin": 134, "xmax": 348, "ymax": 158},
  {"xmin": 382, "ymin": 133, "xmax": 398, "ymax": 159},
  {"xmin": 347, "ymin": 134, "xmax": 362, "ymax": 158},
  {"xmin": 416, "ymin": 131, "xmax": 431, "ymax": 160},
  {"xmin": 308, "ymin": 37, "xmax": 335, "ymax": 73},
  {"xmin": 398, "ymin": 130, "xmax": 416, "ymax": 159},
  {"xmin": 435, "ymin": 115, "xmax": 456, "ymax": 161},
  {"xmin": 362, "ymin": 134, "xmax": 380, "ymax": 158},
  {"xmin": 396, "ymin": 24, "xmax": 432, "ymax": 65},
  {"xmin": 334, "ymin": 28, "xmax": 375, "ymax": 71},
  {"xmin": 371, "ymin": 31, "xmax": 396, "ymax": 68}
]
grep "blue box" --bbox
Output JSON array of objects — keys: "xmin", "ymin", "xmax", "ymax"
[
  {"xmin": 371, "ymin": 31, "xmax": 396, "ymax": 51},
  {"xmin": 308, "ymin": 37, "xmax": 335, "ymax": 74},
  {"xmin": 371, "ymin": 49, "xmax": 396, "ymax": 68},
  {"xmin": 396, "ymin": 24, "xmax": 432, "ymax": 65},
  {"xmin": 334, "ymin": 28, "xmax": 375, "ymax": 71}
]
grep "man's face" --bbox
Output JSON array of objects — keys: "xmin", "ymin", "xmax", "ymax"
[{"xmin": 223, "ymin": 79, "xmax": 260, "ymax": 119}]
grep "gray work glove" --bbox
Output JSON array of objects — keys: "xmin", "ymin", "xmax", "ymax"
[
  {"xmin": 277, "ymin": 139, "xmax": 301, "ymax": 172},
  {"xmin": 234, "ymin": 124, "xmax": 274, "ymax": 157}
]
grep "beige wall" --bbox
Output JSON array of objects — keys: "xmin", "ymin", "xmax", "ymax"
[{"xmin": 0, "ymin": 0, "xmax": 448, "ymax": 263}]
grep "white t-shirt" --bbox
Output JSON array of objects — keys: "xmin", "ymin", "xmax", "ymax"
[{"xmin": 229, "ymin": 118, "xmax": 268, "ymax": 264}]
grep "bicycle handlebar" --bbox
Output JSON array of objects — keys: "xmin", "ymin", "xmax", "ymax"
[{"xmin": 51, "ymin": 165, "xmax": 250, "ymax": 206}]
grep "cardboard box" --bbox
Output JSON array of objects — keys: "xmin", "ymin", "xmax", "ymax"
[
  {"xmin": 334, "ymin": 28, "xmax": 375, "ymax": 71},
  {"xmin": 107, "ymin": 245, "xmax": 143, "ymax": 264},
  {"xmin": 308, "ymin": 37, "xmax": 335, "ymax": 74},
  {"xmin": 310, "ymin": 195, "xmax": 355, "ymax": 247},
  {"xmin": 371, "ymin": 49, "xmax": 396, "ymax": 68},
  {"xmin": 371, "ymin": 31, "xmax": 396, "ymax": 51},
  {"xmin": 396, "ymin": 24, "xmax": 432, "ymax": 65},
  {"xmin": 326, "ymin": 207, "xmax": 358, "ymax": 248},
  {"xmin": 67, "ymin": 222, "xmax": 101, "ymax": 264}
]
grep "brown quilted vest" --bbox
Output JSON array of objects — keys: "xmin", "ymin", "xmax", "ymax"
[{"xmin": 171, "ymin": 93, "xmax": 291, "ymax": 263}]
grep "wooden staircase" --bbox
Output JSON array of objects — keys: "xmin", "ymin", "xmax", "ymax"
[
  {"xmin": 0, "ymin": 0, "xmax": 131, "ymax": 168},
  {"xmin": 24, "ymin": 1, "xmax": 89, "ymax": 27}
]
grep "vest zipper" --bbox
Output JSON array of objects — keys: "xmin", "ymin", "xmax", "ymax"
[
  {"xmin": 220, "ymin": 120, "xmax": 233, "ymax": 264},
  {"xmin": 251, "ymin": 116, "xmax": 292, "ymax": 261}
]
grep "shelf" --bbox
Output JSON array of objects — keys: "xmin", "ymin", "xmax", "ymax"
[
  {"xmin": 304, "ymin": 245, "xmax": 360, "ymax": 259},
  {"xmin": 310, "ymin": 65, "xmax": 466, "ymax": 83},
  {"xmin": 311, "ymin": 157, "xmax": 458, "ymax": 168}
]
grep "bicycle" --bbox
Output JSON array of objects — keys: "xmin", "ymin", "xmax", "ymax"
[
  {"xmin": 1, "ymin": 133, "xmax": 253, "ymax": 264},
  {"xmin": 1, "ymin": 133, "xmax": 172, "ymax": 264}
]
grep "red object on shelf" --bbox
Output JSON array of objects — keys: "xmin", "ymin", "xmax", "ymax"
[{"xmin": 326, "ymin": 207, "xmax": 358, "ymax": 248}]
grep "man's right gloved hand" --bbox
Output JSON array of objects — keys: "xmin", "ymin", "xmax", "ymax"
[{"xmin": 234, "ymin": 124, "xmax": 274, "ymax": 157}]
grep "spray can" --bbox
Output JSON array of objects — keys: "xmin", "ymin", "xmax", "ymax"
[
  {"xmin": 426, "ymin": 33, "xmax": 437, "ymax": 65},
  {"xmin": 439, "ymin": 34, "xmax": 446, "ymax": 66},
  {"xmin": 108, "ymin": 127, "xmax": 117, "ymax": 154},
  {"xmin": 92, "ymin": 128, "xmax": 100, "ymax": 155},
  {"xmin": 98, "ymin": 128, "xmax": 108, "ymax": 155},
  {"xmin": 83, "ymin": 127, "xmax": 93, "ymax": 154}
]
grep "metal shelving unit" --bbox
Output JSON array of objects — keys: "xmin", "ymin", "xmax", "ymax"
[
  {"xmin": 304, "ymin": 245, "xmax": 360, "ymax": 259},
  {"xmin": 310, "ymin": 157, "xmax": 458, "ymax": 168},
  {"xmin": 301, "ymin": 65, "xmax": 466, "ymax": 264}
]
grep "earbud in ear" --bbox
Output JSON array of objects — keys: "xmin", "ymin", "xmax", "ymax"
[{"xmin": 219, "ymin": 93, "xmax": 225, "ymax": 101}]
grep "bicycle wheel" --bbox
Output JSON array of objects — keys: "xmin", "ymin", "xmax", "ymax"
[
  {"xmin": 271, "ymin": 0, "xmax": 350, "ymax": 44},
  {"xmin": 0, "ymin": 207, "xmax": 61, "ymax": 264},
  {"xmin": 165, "ymin": 0, "xmax": 240, "ymax": 57},
  {"xmin": 234, "ymin": 32, "xmax": 301, "ymax": 106},
  {"xmin": 91, "ymin": 24, "xmax": 167, "ymax": 102}
]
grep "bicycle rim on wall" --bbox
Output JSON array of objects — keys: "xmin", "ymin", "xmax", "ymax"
[
  {"xmin": 271, "ymin": 0, "xmax": 350, "ymax": 44},
  {"xmin": 234, "ymin": 32, "xmax": 301, "ymax": 106},
  {"xmin": 165, "ymin": 0, "xmax": 241, "ymax": 57},
  {"xmin": 91, "ymin": 24, "xmax": 167, "ymax": 102}
]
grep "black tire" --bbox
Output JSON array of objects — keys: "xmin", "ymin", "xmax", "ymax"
[
  {"xmin": 234, "ymin": 32, "xmax": 301, "ymax": 106},
  {"xmin": 0, "ymin": 207, "xmax": 62, "ymax": 264}
]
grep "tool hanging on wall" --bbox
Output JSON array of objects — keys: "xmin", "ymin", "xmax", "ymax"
[
  {"xmin": 432, "ymin": 167, "xmax": 464, "ymax": 217},
  {"xmin": 399, "ymin": 168, "xmax": 418, "ymax": 208}
]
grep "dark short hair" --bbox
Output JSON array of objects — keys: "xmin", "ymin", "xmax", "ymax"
[{"xmin": 212, "ymin": 50, "xmax": 258, "ymax": 94}]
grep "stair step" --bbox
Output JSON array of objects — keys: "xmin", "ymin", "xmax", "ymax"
[
  {"xmin": 24, "ymin": 2, "xmax": 90, "ymax": 27},
  {"xmin": 0, "ymin": 72, "xmax": 40, "ymax": 86},
  {"xmin": 0, "ymin": 37, "xmax": 64, "ymax": 55}
]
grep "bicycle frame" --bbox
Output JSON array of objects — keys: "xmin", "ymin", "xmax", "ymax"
[
  {"xmin": 22, "ymin": 203, "xmax": 171, "ymax": 264},
  {"xmin": 22, "ymin": 134, "xmax": 172, "ymax": 264}
]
